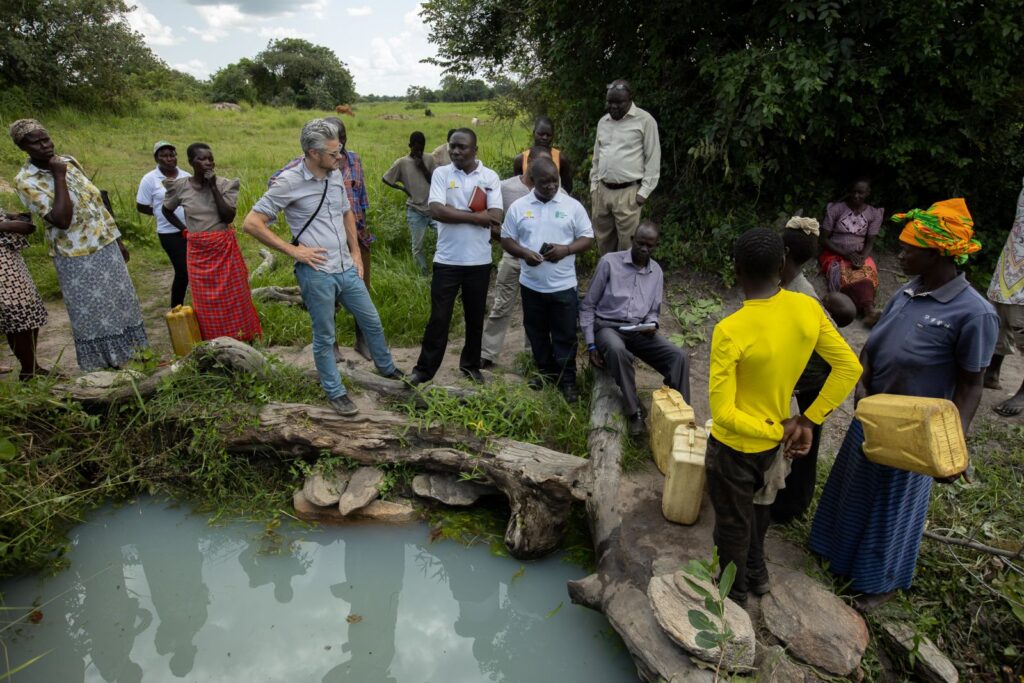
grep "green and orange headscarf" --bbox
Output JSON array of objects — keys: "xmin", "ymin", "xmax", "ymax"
[{"xmin": 892, "ymin": 198, "xmax": 981, "ymax": 265}]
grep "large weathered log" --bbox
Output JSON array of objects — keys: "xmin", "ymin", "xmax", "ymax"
[
  {"xmin": 221, "ymin": 402, "xmax": 588, "ymax": 559},
  {"xmin": 53, "ymin": 338, "xmax": 586, "ymax": 559},
  {"xmin": 249, "ymin": 247, "xmax": 276, "ymax": 282},
  {"xmin": 568, "ymin": 372, "xmax": 713, "ymax": 683},
  {"xmin": 336, "ymin": 360, "xmax": 479, "ymax": 402},
  {"xmin": 250, "ymin": 285, "xmax": 304, "ymax": 306}
]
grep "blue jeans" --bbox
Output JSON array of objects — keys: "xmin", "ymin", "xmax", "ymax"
[
  {"xmin": 294, "ymin": 264, "xmax": 396, "ymax": 399},
  {"xmin": 407, "ymin": 208, "xmax": 434, "ymax": 274}
]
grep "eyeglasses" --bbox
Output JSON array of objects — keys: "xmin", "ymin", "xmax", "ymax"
[
  {"xmin": 606, "ymin": 83, "xmax": 630, "ymax": 92},
  {"xmin": 319, "ymin": 148, "xmax": 344, "ymax": 158}
]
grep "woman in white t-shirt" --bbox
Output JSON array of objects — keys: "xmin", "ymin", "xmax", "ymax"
[{"xmin": 136, "ymin": 141, "xmax": 191, "ymax": 307}]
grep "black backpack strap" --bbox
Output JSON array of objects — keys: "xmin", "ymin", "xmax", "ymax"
[{"xmin": 290, "ymin": 179, "xmax": 330, "ymax": 247}]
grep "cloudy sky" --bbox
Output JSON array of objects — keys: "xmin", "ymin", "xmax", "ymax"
[{"xmin": 125, "ymin": 0, "xmax": 444, "ymax": 96}]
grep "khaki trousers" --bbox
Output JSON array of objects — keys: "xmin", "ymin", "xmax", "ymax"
[
  {"xmin": 592, "ymin": 183, "xmax": 642, "ymax": 255},
  {"xmin": 480, "ymin": 252, "xmax": 522, "ymax": 362}
]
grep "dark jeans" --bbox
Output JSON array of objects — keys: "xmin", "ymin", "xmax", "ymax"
[
  {"xmin": 706, "ymin": 434, "xmax": 777, "ymax": 599},
  {"xmin": 521, "ymin": 285, "xmax": 578, "ymax": 388},
  {"xmin": 770, "ymin": 385, "xmax": 824, "ymax": 524},
  {"xmin": 414, "ymin": 262, "xmax": 491, "ymax": 379},
  {"xmin": 159, "ymin": 231, "xmax": 189, "ymax": 308},
  {"xmin": 594, "ymin": 319, "xmax": 690, "ymax": 416}
]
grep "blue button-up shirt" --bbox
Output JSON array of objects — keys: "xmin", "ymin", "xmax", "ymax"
[{"xmin": 865, "ymin": 273, "xmax": 998, "ymax": 399}]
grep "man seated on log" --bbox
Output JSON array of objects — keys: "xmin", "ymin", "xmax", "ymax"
[
  {"xmin": 500, "ymin": 157, "xmax": 594, "ymax": 402},
  {"xmin": 580, "ymin": 221, "xmax": 689, "ymax": 436},
  {"xmin": 242, "ymin": 118, "xmax": 405, "ymax": 417},
  {"xmin": 706, "ymin": 228, "xmax": 860, "ymax": 605}
]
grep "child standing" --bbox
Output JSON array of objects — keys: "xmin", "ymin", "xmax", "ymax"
[{"xmin": 707, "ymin": 228, "xmax": 861, "ymax": 604}]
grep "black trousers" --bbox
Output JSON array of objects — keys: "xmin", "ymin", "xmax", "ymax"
[
  {"xmin": 521, "ymin": 285, "xmax": 578, "ymax": 388},
  {"xmin": 594, "ymin": 319, "xmax": 690, "ymax": 416},
  {"xmin": 158, "ymin": 231, "xmax": 189, "ymax": 308},
  {"xmin": 414, "ymin": 263, "xmax": 491, "ymax": 379},
  {"xmin": 770, "ymin": 386, "xmax": 824, "ymax": 524},
  {"xmin": 705, "ymin": 434, "xmax": 777, "ymax": 599}
]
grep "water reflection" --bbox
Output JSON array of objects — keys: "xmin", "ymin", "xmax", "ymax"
[
  {"xmin": 237, "ymin": 533, "xmax": 310, "ymax": 604},
  {"xmin": 0, "ymin": 498, "xmax": 635, "ymax": 682},
  {"xmin": 322, "ymin": 531, "xmax": 403, "ymax": 682},
  {"xmin": 133, "ymin": 518, "xmax": 208, "ymax": 677}
]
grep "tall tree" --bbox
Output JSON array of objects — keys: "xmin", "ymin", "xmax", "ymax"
[
  {"xmin": 249, "ymin": 39, "xmax": 356, "ymax": 109},
  {"xmin": 0, "ymin": 0, "xmax": 158, "ymax": 109},
  {"xmin": 421, "ymin": 0, "xmax": 1024, "ymax": 271}
]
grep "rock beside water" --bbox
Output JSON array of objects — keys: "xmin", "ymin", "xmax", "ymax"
[
  {"xmin": 338, "ymin": 467, "xmax": 385, "ymax": 515},
  {"xmin": 648, "ymin": 572, "xmax": 756, "ymax": 671},
  {"xmin": 293, "ymin": 490, "xmax": 417, "ymax": 523},
  {"xmin": 302, "ymin": 471, "xmax": 350, "ymax": 507},
  {"xmin": 761, "ymin": 568, "xmax": 868, "ymax": 676},
  {"xmin": 412, "ymin": 473, "xmax": 495, "ymax": 506}
]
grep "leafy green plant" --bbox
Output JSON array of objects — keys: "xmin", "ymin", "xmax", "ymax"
[
  {"xmin": 669, "ymin": 296, "xmax": 723, "ymax": 348},
  {"xmin": 681, "ymin": 547, "xmax": 737, "ymax": 682}
]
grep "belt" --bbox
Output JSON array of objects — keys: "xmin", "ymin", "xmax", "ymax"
[{"xmin": 600, "ymin": 179, "xmax": 641, "ymax": 190}]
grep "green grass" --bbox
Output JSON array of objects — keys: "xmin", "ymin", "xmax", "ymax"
[
  {"xmin": 775, "ymin": 420, "xmax": 1024, "ymax": 679},
  {"xmin": 0, "ymin": 99, "xmax": 531, "ymax": 345}
]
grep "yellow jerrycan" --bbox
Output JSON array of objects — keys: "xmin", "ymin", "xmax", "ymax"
[
  {"xmin": 855, "ymin": 394, "xmax": 968, "ymax": 478},
  {"xmin": 649, "ymin": 387, "xmax": 695, "ymax": 474},
  {"xmin": 165, "ymin": 305, "xmax": 202, "ymax": 357},
  {"xmin": 662, "ymin": 419, "xmax": 710, "ymax": 525}
]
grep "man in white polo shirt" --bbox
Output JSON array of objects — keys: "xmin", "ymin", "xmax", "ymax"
[
  {"xmin": 409, "ymin": 128, "xmax": 503, "ymax": 385},
  {"xmin": 501, "ymin": 158, "xmax": 594, "ymax": 401}
]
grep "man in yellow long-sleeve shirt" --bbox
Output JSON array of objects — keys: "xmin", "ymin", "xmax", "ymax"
[{"xmin": 708, "ymin": 228, "xmax": 862, "ymax": 604}]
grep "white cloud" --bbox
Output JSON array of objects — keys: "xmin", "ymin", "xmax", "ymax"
[
  {"xmin": 125, "ymin": 3, "xmax": 182, "ymax": 46},
  {"xmin": 257, "ymin": 26, "xmax": 311, "ymax": 39},
  {"xmin": 404, "ymin": 3, "xmax": 426, "ymax": 32},
  {"xmin": 187, "ymin": 25, "xmax": 226, "ymax": 43},
  {"xmin": 346, "ymin": 5, "xmax": 372, "ymax": 16},
  {"xmin": 172, "ymin": 59, "xmax": 212, "ymax": 79},
  {"xmin": 346, "ymin": 29, "xmax": 442, "ymax": 94}
]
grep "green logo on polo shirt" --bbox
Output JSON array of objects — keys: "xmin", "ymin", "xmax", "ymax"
[{"xmin": 554, "ymin": 210, "xmax": 567, "ymax": 219}]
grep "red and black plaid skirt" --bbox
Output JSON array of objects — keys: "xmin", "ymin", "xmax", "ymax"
[{"xmin": 187, "ymin": 229, "xmax": 262, "ymax": 342}]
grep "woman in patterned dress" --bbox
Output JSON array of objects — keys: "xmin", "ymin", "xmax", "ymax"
[
  {"xmin": 0, "ymin": 208, "xmax": 48, "ymax": 379},
  {"xmin": 819, "ymin": 179, "xmax": 885, "ymax": 325},
  {"xmin": 10, "ymin": 119, "xmax": 149, "ymax": 371}
]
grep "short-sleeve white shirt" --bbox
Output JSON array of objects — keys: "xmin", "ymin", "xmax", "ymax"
[
  {"xmin": 428, "ymin": 161, "xmax": 502, "ymax": 266},
  {"xmin": 137, "ymin": 166, "xmax": 190, "ymax": 234},
  {"xmin": 501, "ymin": 190, "xmax": 593, "ymax": 293}
]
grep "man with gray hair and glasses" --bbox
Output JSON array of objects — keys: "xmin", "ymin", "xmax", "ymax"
[
  {"xmin": 590, "ymin": 79, "xmax": 661, "ymax": 254},
  {"xmin": 243, "ymin": 118, "xmax": 404, "ymax": 416}
]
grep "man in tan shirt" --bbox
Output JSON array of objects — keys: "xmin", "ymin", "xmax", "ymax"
[{"xmin": 590, "ymin": 79, "xmax": 661, "ymax": 254}]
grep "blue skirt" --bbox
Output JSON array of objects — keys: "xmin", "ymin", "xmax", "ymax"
[{"xmin": 809, "ymin": 418, "xmax": 933, "ymax": 594}]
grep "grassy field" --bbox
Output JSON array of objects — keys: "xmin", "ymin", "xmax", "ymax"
[{"xmin": 0, "ymin": 99, "xmax": 531, "ymax": 345}]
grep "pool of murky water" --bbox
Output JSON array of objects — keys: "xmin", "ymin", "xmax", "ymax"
[{"xmin": 0, "ymin": 497, "xmax": 636, "ymax": 682}]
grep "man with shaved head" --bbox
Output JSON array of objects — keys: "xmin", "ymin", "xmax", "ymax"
[
  {"xmin": 580, "ymin": 220, "xmax": 688, "ymax": 435},
  {"xmin": 590, "ymin": 79, "xmax": 661, "ymax": 254},
  {"xmin": 501, "ymin": 157, "xmax": 594, "ymax": 401}
]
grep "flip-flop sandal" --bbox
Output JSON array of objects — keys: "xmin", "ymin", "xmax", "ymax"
[{"xmin": 993, "ymin": 401, "xmax": 1024, "ymax": 417}]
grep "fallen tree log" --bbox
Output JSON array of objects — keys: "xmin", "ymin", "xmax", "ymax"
[
  {"xmin": 250, "ymin": 285, "xmax": 304, "ymax": 306},
  {"xmin": 568, "ymin": 372, "xmax": 713, "ymax": 683},
  {"xmin": 249, "ymin": 247, "xmax": 276, "ymax": 282},
  {"xmin": 53, "ymin": 338, "xmax": 585, "ymax": 560},
  {"xmin": 222, "ymin": 402, "xmax": 588, "ymax": 558}
]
